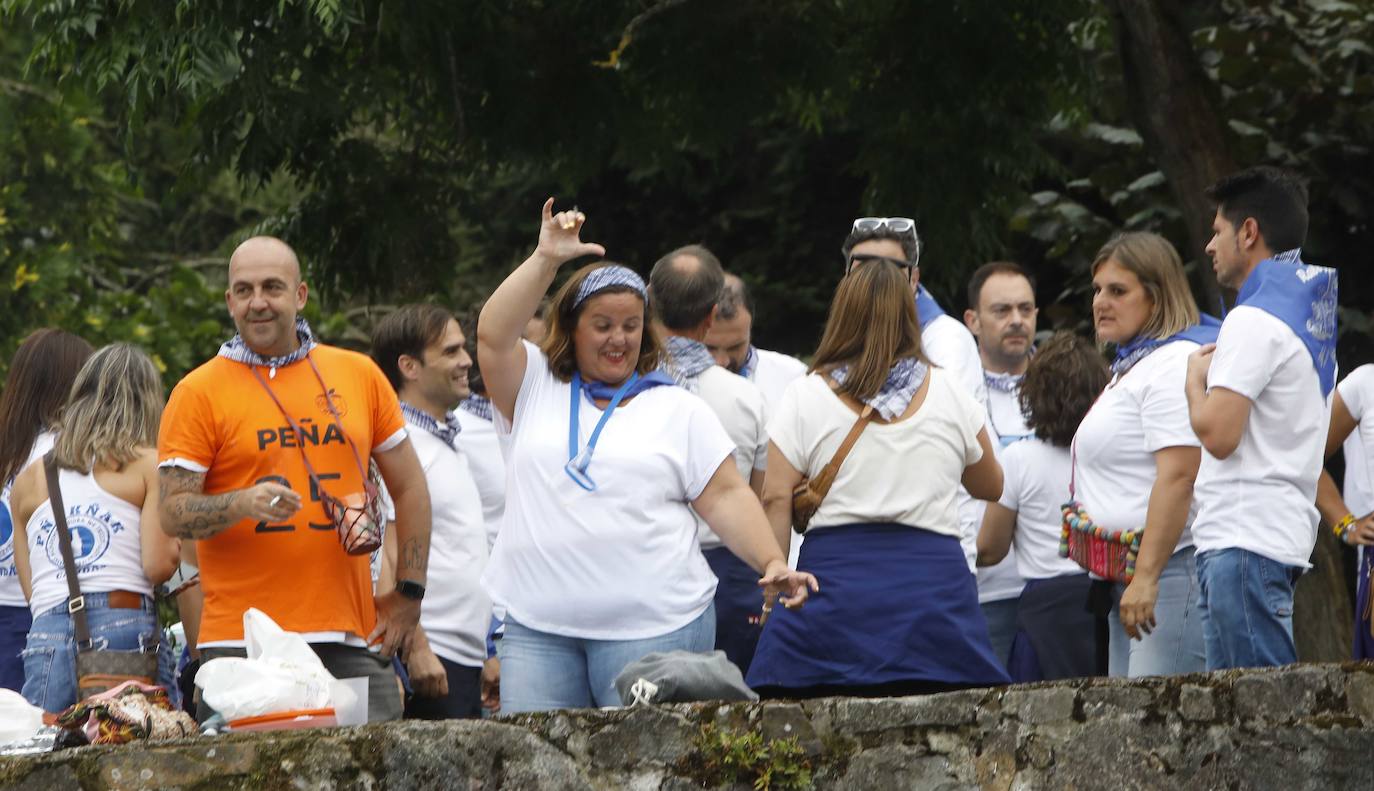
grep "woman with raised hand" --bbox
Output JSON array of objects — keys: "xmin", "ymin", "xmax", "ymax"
[
  {"xmin": 476, "ymin": 200, "xmax": 816, "ymax": 712},
  {"xmin": 10, "ymin": 344, "xmax": 181, "ymax": 711},
  {"xmin": 1074, "ymin": 231, "xmax": 1218, "ymax": 677},
  {"xmin": 0, "ymin": 329, "xmax": 94, "ymax": 693},
  {"xmin": 978, "ymin": 332, "xmax": 1110, "ymax": 681},
  {"xmin": 747, "ymin": 254, "xmax": 1009, "ymax": 698}
]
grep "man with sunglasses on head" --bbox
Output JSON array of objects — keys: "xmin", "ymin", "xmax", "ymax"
[{"xmin": 840, "ymin": 219, "xmax": 992, "ymax": 576}]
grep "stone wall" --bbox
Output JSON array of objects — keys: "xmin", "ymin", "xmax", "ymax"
[{"xmin": 5, "ymin": 663, "xmax": 1374, "ymax": 790}]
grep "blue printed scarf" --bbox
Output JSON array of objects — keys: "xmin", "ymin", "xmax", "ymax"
[
  {"xmin": 661, "ymin": 335, "xmax": 717, "ymax": 392},
  {"xmin": 830, "ymin": 357, "xmax": 929, "ymax": 421},
  {"xmin": 914, "ymin": 286, "xmax": 946, "ymax": 331},
  {"xmin": 217, "ymin": 318, "xmax": 318, "ymax": 371},
  {"xmin": 984, "ymin": 371, "xmax": 1024, "ymax": 394},
  {"xmin": 1233, "ymin": 249, "xmax": 1338, "ymax": 397},
  {"xmin": 737, "ymin": 345, "xmax": 760, "ymax": 379},
  {"xmin": 401, "ymin": 402, "xmax": 460, "ymax": 450},
  {"xmin": 580, "ymin": 370, "xmax": 676, "ymax": 403},
  {"xmin": 458, "ymin": 394, "xmax": 494, "ymax": 422},
  {"xmin": 1111, "ymin": 314, "xmax": 1223, "ymax": 376}
]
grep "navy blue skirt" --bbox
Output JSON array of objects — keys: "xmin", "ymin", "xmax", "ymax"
[{"xmin": 746, "ymin": 523, "xmax": 1010, "ymax": 691}]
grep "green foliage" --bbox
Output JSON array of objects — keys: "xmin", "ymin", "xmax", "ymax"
[{"xmin": 696, "ymin": 722, "xmax": 812, "ymax": 791}]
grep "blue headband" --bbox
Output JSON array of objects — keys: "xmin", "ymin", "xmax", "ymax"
[{"xmin": 573, "ymin": 265, "xmax": 647, "ymax": 309}]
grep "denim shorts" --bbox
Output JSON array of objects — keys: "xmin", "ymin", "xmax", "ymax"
[{"xmin": 21, "ymin": 593, "xmax": 174, "ymax": 713}]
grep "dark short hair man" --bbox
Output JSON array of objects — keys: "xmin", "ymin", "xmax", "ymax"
[
  {"xmin": 705, "ymin": 272, "xmax": 808, "ymax": 414},
  {"xmin": 650, "ymin": 245, "xmax": 771, "ymax": 674},
  {"xmin": 158, "ymin": 236, "xmax": 432, "ymax": 723},
  {"xmin": 1186, "ymin": 166, "xmax": 1338, "ymax": 670},
  {"xmin": 962, "ymin": 260, "xmax": 1038, "ymax": 665},
  {"xmin": 372, "ymin": 304, "xmax": 499, "ymax": 718}
]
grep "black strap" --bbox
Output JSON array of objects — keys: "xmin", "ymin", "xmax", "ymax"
[{"xmin": 44, "ymin": 452, "xmax": 93, "ymax": 650}]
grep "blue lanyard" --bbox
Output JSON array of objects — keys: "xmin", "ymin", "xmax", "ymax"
[{"xmin": 565, "ymin": 371, "xmax": 639, "ymax": 491}]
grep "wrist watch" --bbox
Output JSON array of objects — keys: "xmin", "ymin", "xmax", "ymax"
[{"xmin": 396, "ymin": 579, "xmax": 427, "ymax": 601}]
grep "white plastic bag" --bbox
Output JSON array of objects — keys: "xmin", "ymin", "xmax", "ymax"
[
  {"xmin": 195, "ymin": 608, "xmax": 356, "ymax": 721},
  {"xmin": 0, "ymin": 689, "xmax": 45, "ymax": 744}
]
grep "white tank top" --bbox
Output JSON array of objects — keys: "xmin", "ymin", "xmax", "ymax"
[{"xmin": 25, "ymin": 467, "xmax": 150, "ymax": 616}]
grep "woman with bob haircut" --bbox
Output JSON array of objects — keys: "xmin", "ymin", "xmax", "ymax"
[
  {"xmin": 477, "ymin": 200, "xmax": 816, "ymax": 713},
  {"xmin": 746, "ymin": 252, "xmax": 1008, "ymax": 698},
  {"xmin": 10, "ymin": 343, "xmax": 181, "ymax": 711},
  {"xmin": 0, "ymin": 329, "xmax": 94, "ymax": 693},
  {"xmin": 1073, "ymin": 231, "xmax": 1218, "ymax": 677},
  {"xmin": 979, "ymin": 332, "xmax": 1110, "ymax": 681}
]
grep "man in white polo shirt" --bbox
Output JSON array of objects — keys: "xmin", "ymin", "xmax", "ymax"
[
  {"xmin": 372, "ymin": 304, "xmax": 500, "ymax": 717},
  {"xmin": 1186, "ymin": 166, "xmax": 1338, "ymax": 670},
  {"xmin": 963, "ymin": 261, "xmax": 1038, "ymax": 665},
  {"xmin": 705, "ymin": 272, "xmax": 808, "ymax": 414},
  {"xmin": 651, "ymin": 246, "xmax": 772, "ymax": 675}
]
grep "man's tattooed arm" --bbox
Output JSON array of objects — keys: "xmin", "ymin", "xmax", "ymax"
[{"xmin": 158, "ymin": 466, "xmax": 242, "ymax": 539}]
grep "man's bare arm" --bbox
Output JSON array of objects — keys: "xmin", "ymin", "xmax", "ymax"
[{"xmin": 159, "ymin": 466, "xmax": 300, "ymax": 539}]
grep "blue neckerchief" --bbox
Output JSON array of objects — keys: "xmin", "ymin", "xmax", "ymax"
[
  {"xmin": 1233, "ymin": 250, "xmax": 1338, "ymax": 397},
  {"xmin": 737, "ymin": 346, "xmax": 759, "ymax": 379},
  {"xmin": 984, "ymin": 371, "xmax": 1024, "ymax": 394},
  {"xmin": 914, "ymin": 286, "xmax": 946, "ymax": 331},
  {"xmin": 661, "ymin": 335, "xmax": 717, "ymax": 392},
  {"xmin": 401, "ymin": 402, "xmax": 460, "ymax": 450},
  {"xmin": 1111, "ymin": 315, "xmax": 1223, "ymax": 376},
  {"xmin": 829, "ymin": 357, "xmax": 929, "ymax": 421},
  {"xmin": 566, "ymin": 371, "xmax": 670, "ymax": 490},
  {"xmin": 217, "ymin": 317, "xmax": 318, "ymax": 373},
  {"xmin": 458, "ymin": 394, "xmax": 494, "ymax": 422},
  {"xmin": 579, "ymin": 370, "xmax": 674, "ymax": 402}
]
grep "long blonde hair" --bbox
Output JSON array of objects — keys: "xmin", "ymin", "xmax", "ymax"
[
  {"xmin": 53, "ymin": 344, "xmax": 164, "ymax": 472},
  {"xmin": 1092, "ymin": 232, "xmax": 1199, "ymax": 340},
  {"xmin": 811, "ymin": 259, "xmax": 927, "ymax": 401}
]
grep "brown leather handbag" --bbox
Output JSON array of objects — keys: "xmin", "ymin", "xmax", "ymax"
[
  {"xmin": 45, "ymin": 453, "xmax": 161, "ymax": 699},
  {"xmin": 791, "ymin": 404, "xmax": 874, "ymax": 534}
]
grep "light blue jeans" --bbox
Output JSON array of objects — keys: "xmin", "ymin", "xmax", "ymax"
[
  {"xmin": 499, "ymin": 604, "xmax": 715, "ymax": 713},
  {"xmin": 21, "ymin": 593, "xmax": 175, "ymax": 713},
  {"xmin": 1107, "ymin": 546, "xmax": 1206, "ymax": 677},
  {"xmin": 1196, "ymin": 547, "xmax": 1302, "ymax": 670}
]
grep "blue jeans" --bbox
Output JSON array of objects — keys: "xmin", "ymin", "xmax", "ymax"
[
  {"xmin": 21, "ymin": 594, "xmax": 174, "ymax": 713},
  {"xmin": 979, "ymin": 597, "xmax": 1020, "ymax": 668},
  {"xmin": 1196, "ymin": 547, "xmax": 1302, "ymax": 670},
  {"xmin": 1108, "ymin": 545, "xmax": 1206, "ymax": 677},
  {"xmin": 0, "ymin": 605, "xmax": 32, "ymax": 693},
  {"xmin": 499, "ymin": 605, "xmax": 715, "ymax": 713}
]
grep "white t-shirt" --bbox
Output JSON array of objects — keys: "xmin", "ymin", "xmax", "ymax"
[
  {"xmin": 692, "ymin": 365, "xmax": 769, "ymax": 550},
  {"xmin": 482, "ymin": 341, "xmax": 734, "ymax": 640},
  {"xmin": 986, "ymin": 385, "xmax": 1032, "ymax": 447},
  {"xmin": 750, "ymin": 348, "xmax": 808, "ymax": 414},
  {"xmin": 455, "ymin": 408, "xmax": 506, "ymax": 549},
  {"xmin": 922, "ymin": 313, "xmax": 990, "ymax": 573},
  {"xmin": 0, "ymin": 432, "xmax": 55, "ymax": 608},
  {"xmin": 404, "ymin": 424, "xmax": 493, "ymax": 667},
  {"xmin": 976, "ymin": 375, "xmax": 1031, "ymax": 603},
  {"xmin": 26, "ymin": 467, "xmax": 151, "ymax": 616},
  {"xmin": 1339, "ymin": 365, "xmax": 1374, "ymax": 518},
  {"xmin": 1073, "ymin": 341, "xmax": 1200, "ymax": 548},
  {"xmin": 997, "ymin": 438, "xmax": 1081, "ymax": 580},
  {"xmin": 1192, "ymin": 306, "xmax": 1330, "ymax": 568},
  {"xmin": 769, "ymin": 369, "xmax": 984, "ymax": 538}
]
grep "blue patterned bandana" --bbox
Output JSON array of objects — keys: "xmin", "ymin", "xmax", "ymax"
[
  {"xmin": 984, "ymin": 371, "xmax": 1024, "ymax": 394},
  {"xmin": 1234, "ymin": 248, "xmax": 1338, "ymax": 396},
  {"xmin": 737, "ymin": 345, "xmax": 759, "ymax": 379},
  {"xmin": 217, "ymin": 317, "xmax": 318, "ymax": 371},
  {"xmin": 661, "ymin": 335, "xmax": 717, "ymax": 392},
  {"xmin": 829, "ymin": 357, "xmax": 929, "ymax": 421},
  {"xmin": 574, "ymin": 265, "xmax": 647, "ymax": 310},
  {"xmin": 401, "ymin": 402, "xmax": 460, "ymax": 450},
  {"xmin": 458, "ymin": 394, "xmax": 494, "ymax": 422},
  {"xmin": 1112, "ymin": 315, "xmax": 1223, "ymax": 376}
]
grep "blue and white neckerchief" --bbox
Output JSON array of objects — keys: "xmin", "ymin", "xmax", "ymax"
[
  {"xmin": 829, "ymin": 357, "xmax": 929, "ymax": 421},
  {"xmin": 661, "ymin": 335, "xmax": 716, "ymax": 392},
  {"xmin": 401, "ymin": 402, "xmax": 460, "ymax": 450},
  {"xmin": 984, "ymin": 371, "xmax": 1024, "ymax": 394},
  {"xmin": 216, "ymin": 318, "xmax": 318, "ymax": 377},
  {"xmin": 914, "ymin": 286, "xmax": 946, "ymax": 331},
  {"xmin": 458, "ymin": 394, "xmax": 494, "ymax": 422},
  {"xmin": 737, "ymin": 345, "xmax": 759, "ymax": 379},
  {"xmin": 1111, "ymin": 315, "xmax": 1223, "ymax": 377},
  {"xmin": 1233, "ymin": 248, "xmax": 1338, "ymax": 397}
]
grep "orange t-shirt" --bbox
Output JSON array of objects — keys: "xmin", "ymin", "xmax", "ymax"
[{"xmin": 158, "ymin": 345, "xmax": 406, "ymax": 644}]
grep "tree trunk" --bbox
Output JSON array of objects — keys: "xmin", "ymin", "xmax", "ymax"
[
  {"xmin": 1107, "ymin": 0, "xmax": 1353, "ymax": 662},
  {"xmin": 1106, "ymin": 0, "xmax": 1230, "ymax": 313}
]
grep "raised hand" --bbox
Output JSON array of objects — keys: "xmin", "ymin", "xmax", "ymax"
[{"xmin": 535, "ymin": 197, "xmax": 606, "ymax": 265}]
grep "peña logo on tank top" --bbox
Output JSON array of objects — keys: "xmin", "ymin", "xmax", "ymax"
[{"xmin": 35, "ymin": 505, "xmax": 123, "ymax": 572}]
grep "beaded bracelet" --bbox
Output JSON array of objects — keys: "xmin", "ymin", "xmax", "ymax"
[{"xmin": 1334, "ymin": 513, "xmax": 1357, "ymax": 544}]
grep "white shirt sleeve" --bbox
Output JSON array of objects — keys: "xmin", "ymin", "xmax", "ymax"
[
  {"xmin": 1207, "ymin": 307, "xmax": 1288, "ymax": 401},
  {"xmin": 681, "ymin": 397, "xmax": 737, "ymax": 500},
  {"xmin": 997, "ymin": 443, "xmax": 1024, "ymax": 512},
  {"xmin": 1339, "ymin": 365, "xmax": 1374, "ymax": 421},
  {"xmin": 955, "ymin": 379, "xmax": 986, "ymax": 467},
  {"xmin": 495, "ymin": 339, "xmax": 552, "ymax": 436},
  {"xmin": 750, "ymin": 392, "xmax": 769, "ymax": 472},
  {"xmin": 1139, "ymin": 346, "xmax": 1201, "ymax": 452},
  {"xmin": 766, "ymin": 377, "xmax": 809, "ymax": 476}
]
